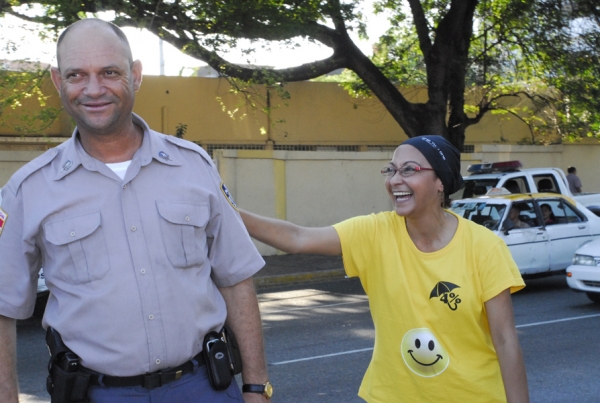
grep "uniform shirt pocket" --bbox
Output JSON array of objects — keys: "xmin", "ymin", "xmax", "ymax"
[
  {"xmin": 156, "ymin": 201, "xmax": 210, "ymax": 268},
  {"xmin": 43, "ymin": 211, "xmax": 110, "ymax": 285}
]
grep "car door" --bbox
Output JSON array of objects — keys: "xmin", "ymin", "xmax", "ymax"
[
  {"xmin": 539, "ymin": 199, "xmax": 593, "ymax": 271},
  {"xmin": 499, "ymin": 200, "xmax": 551, "ymax": 275}
]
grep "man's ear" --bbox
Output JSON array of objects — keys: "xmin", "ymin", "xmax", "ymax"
[
  {"xmin": 131, "ymin": 60, "xmax": 143, "ymax": 92},
  {"xmin": 50, "ymin": 67, "xmax": 62, "ymax": 94}
]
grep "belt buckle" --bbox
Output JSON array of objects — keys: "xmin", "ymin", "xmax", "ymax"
[{"xmin": 175, "ymin": 370, "xmax": 183, "ymax": 380}]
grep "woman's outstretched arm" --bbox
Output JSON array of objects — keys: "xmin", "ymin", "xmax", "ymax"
[{"xmin": 240, "ymin": 209, "xmax": 342, "ymax": 256}]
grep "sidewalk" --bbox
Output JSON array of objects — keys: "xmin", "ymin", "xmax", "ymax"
[{"xmin": 252, "ymin": 254, "xmax": 346, "ymax": 287}]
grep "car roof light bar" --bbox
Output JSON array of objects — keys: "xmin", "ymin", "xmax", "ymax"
[
  {"xmin": 486, "ymin": 187, "xmax": 512, "ymax": 196},
  {"xmin": 467, "ymin": 160, "xmax": 523, "ymax": 174}
]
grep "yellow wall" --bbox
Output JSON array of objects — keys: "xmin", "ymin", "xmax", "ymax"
[
  {"xmin": 268, "ymin": 82, "xmax": 404, "ymax": 145},
  {"xmin": 0, "ymin": 75, "xmax": 557, "ymax": 147},
  {"xmin": 134, "ymin": 77, "xmax": 268, "ymax": 143}
]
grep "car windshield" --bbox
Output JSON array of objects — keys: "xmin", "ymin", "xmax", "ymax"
[
  {"xmin": 450, "ymin": 201, "xmax": 506, "ymax": 231},
  {"xmin": 450, "ymin": 179, "xmax": 499, "ymax": 200}
]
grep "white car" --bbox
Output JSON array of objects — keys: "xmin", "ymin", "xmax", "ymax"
[
  {"xmin": 450, "ymin": 192, "xmax": 600, "ymax": 277},
  {"xmin": 34, "ymin": 270, "xmax": 49, "ymax": 316},
  {"xmin": 566, "ymin": 239, "xmax": 600, "ymax": 303}
]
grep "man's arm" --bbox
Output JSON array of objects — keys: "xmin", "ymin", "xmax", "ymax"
[
  {"xmin": 485, "ymin": 289, "xmax": 529, "ymax": 403},
  {"xmin": 239, "ymin": 209, "xmax": 341, "ymax": 256},
  {"xmin": 219, "ymin": 278, "xmax": 269, "ymax": 402},
  {"xmin": 0, "ymin": 315, "xmax": 19, "ymax": 403}
]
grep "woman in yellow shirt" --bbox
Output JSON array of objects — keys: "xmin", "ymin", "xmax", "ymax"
[{"xmin": 241, "ymin": 135, "xmax": 529, "ymax": 403}]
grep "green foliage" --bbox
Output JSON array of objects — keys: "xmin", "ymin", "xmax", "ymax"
[
  {"xmin": 359, "ymin": 0, "xmax": 600, "ymax": 143},
  {"xmin": 496, "ymin": 0, "xmax": 600, "ymax": 141},
  {"xmin": 175, "ymin": 123, "xmax": 187, "ymax": 138}
]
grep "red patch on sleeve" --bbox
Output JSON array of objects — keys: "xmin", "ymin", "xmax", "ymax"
[{"xmin": 0, "ymin": 208, "xmax": 7, "ymax": 236}]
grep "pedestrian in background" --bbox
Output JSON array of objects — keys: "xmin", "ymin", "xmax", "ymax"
[
  {"xmin": 567, "ymin": 166, "xmax": 582, "ymax": 194},
  {"xmin": 240, "ymin": 135, "xmax": 529, "ymax": 403},
  {"xmin": 0, "ymin": 18, "xmax": 272, "ymax": 403}
]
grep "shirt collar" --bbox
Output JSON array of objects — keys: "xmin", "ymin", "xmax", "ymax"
[{"xmin": 53, "ymin": 113, "xmax": 181, "ymax": 181}]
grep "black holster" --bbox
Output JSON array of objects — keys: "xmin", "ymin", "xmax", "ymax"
[
  {"xmin": 45, "ymin": 327, "xmax": 90, "ymax": 403},
  {"xmin": 202, "ymin": 325, "xmax": 243, "ymax": 391}
]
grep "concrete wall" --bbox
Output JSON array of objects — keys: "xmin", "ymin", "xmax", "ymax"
[
  {"xmin": 215, "ymin": 144, "xmax": 600, "ymax": 255},
  {"xmin": 561, "ymin": 144, "xmax": 599, "ymax": 191},
  {"xmin": 0, "ymin": 150, "xmax": 46, "ymax": 186}
]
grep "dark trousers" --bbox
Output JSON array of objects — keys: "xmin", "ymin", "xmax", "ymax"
[{"xmin": 87, "ymin": 365, "xmax": 243, "ymax": 403}]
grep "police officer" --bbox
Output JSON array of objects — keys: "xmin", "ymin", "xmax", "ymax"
[{"xmin": 0, "ymin": 19, "xmax": 272, "ymax": 403}]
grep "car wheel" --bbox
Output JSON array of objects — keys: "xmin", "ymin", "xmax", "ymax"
[{"xmin": 585, "ymin": 292, "xmax": 600, "ymax": 304}]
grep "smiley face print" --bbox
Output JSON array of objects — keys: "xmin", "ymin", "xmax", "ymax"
[{"xmin": 401, "ymin": 328, "xmax": 449, "ymax": 377}]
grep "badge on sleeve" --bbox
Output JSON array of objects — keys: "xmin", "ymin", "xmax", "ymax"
[
  {"xmin": 0, "ymin": 207, "xmax": 8, "ymax": 237},
  {"xmin": 220, "ymin": 182, "xmax": 238, "ymax": 211}
]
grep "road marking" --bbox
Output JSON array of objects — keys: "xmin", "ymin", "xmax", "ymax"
[
  {"xmin": 261, "ymin": 299, "xmax": 368, "ymax": 315},
  {"xmin": 269, "ymin": 313, "xmax": 600, "ymax": 366},
  {"xmin": 516, "ymin": 313, "xmax": 600, "ymax": 328},
  {"xmin": 271, "ymin": 348, "xmax": 374, "ymax": 365}
]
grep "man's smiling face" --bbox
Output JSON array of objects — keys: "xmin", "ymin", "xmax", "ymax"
[
  {"xmin": 401, "ymin": 328, "xmax": 449, "ymax": 377},
  {"xmin": 50, "ymin": 21, "xmax": 142, "ymax": 137}
]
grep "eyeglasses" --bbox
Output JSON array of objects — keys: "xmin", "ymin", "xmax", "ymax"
[{"xmin": 381, "ymin": 165, "xmax": 435, "ymax": 178}]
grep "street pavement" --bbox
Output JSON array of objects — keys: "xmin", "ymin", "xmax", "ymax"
[{"xmin": 254, "ymin": 254, "xmax": 346, "ymax": 288}]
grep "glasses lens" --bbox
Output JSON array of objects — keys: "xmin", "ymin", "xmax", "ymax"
[
  {"xmin": 400, "ymin": 166, "xmax": 418, "ymax": 177},
  {"xmin": 381, "ymin": 167, "xmax": 395, "ymax": 177}
]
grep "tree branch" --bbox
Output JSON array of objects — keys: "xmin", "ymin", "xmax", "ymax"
[{"xmin": 406, "ymin": 0, "xmax": 432, "ymax": 57}]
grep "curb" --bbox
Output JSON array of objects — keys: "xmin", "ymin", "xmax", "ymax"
[{"xmin": 253, "ymin": 268, "xmax": 346, "ymax": 288}]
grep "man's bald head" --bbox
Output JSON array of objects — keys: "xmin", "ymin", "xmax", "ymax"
[{"xmin": 56, "ymin": 19, "xmax": 133, "ymax": 69}]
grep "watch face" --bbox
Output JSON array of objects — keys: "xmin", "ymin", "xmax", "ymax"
[{"xmin": 264, "ymin": 381, "xmax": 273, "ymax": 398}]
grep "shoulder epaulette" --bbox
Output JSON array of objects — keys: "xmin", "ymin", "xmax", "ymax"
[
  {"xmin": 4, "ymin": 144, "xmax": 65, "ymax": 195},
  {"xmin": 162, "ymin": 134, "xmax": 214, "ymax": 167}
]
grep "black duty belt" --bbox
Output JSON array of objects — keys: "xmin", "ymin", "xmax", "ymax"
[{"xmin": 86, "ymin": 351, "xmax": 205, "ymax": 389}]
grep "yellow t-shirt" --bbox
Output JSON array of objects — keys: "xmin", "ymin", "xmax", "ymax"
[{"xmin": 333, "ymin": 211, "xmax": 525, "ymax": 403}]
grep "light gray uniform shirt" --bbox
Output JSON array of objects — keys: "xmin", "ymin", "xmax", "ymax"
[{"xmin": 0, "ymin": 114, "xmax": 264, "ymax": 376}]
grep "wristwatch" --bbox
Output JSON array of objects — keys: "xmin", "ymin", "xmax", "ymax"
[{"xmin": 242, "ymin": 381, "xmax": 273, "ymax": 398}]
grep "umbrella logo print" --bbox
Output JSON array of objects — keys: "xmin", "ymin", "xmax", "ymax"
[{"xmin": 430, "ymin": 281, "xmax": 461, "ymax": 311}]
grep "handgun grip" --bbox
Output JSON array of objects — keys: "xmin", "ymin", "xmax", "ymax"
[{"xmin": 46, "ymin": 327, "xmax": 70, "ymax": 358}]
